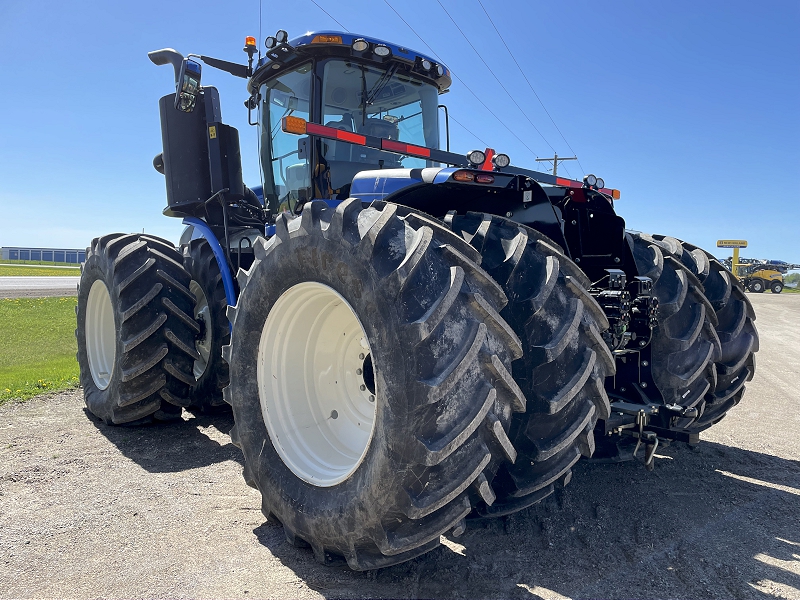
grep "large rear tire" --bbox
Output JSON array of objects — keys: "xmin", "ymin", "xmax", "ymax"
[
  {"xmin": 445, "ymin": 212, "xmax": 614, "ymax": 517},
  {"xmin": 77, "ymin": 233, "xmax": 199, "ymax": 424},
  {"xmin": 224, "ymin": 200, "xmax": 525, "ymax": 570},
  {"xmin": 662, "ymin": 237, "xmax": 758, "ymax": 431},
  {"xmin": 183, "ymin": 239, "xmax": 230, "ymax": 410}
]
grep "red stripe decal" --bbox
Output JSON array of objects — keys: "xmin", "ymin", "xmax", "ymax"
[
  {"xmin": 306, "ymin": 123, "xmax": 367, "ymax": 145},
  {"xmin": 382, "ymin": 139, "xmax": 431, "ymax": 157},
  {"xmin": 305, "ymin": 122, "xmax": 329, "ymax": 136},
  {"xmin": 556, "ymin": 177, "xmax": 581, "ymax": 188},
  {"xmin": 336, "ymin": 130, "xmax": 367, "ymax": 145}
]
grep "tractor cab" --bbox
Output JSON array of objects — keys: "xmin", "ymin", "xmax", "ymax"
[{"xmin": 247, "ymin": 32, "xmax": 451, "ymax": 213}]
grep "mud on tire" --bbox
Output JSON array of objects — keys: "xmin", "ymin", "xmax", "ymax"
[
  {"xmin": 445, "ymin": 212, "xmax": 614, "ymax": 517},
  {"xmin": 77, "ymin": 233, "xmax": 199, "ymax": 425},
  {"xmin": 182, "ymin": 238, "xmax": 230, "ymax": 410},
  {"xmin": 224, "ymin": 200, "xmax": 526, "ymax": 570}
]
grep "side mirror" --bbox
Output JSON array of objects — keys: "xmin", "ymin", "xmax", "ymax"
[{"xmin": 175, "ymin": 58, "xmax": 202, "ymax": 113}]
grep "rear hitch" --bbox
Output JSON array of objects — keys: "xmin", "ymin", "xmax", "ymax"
[
  {"xmin": 617, "ymin": 409, "xmax": 659, "ymax": 471},
  {"xmin": 605, "ymin": 400, "xmax": 701, "ymax": 471}
]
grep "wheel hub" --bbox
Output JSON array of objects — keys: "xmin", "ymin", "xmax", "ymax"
[
  {"xmin": 257, "ymin": 282, "xmax": 377, "ymax": 487},
  {"xmin": 190, "ymin": 280, "xmax": 212, "ymax": 379},
  {"xmin": 85, "ymin": 279, "xmax": 116, "ymax": 390}
]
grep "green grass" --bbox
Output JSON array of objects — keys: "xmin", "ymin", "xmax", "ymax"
[
  {"xmin": 0, "ymin": 297, "xmax": 80, "ymax": 405},
  {"xmin": 1, "ymin": 258, "xmax": 80, "ymax": 267},
  {"xmin": 0, "ymin": 265, "xmax": 80, "ymax": 276}
]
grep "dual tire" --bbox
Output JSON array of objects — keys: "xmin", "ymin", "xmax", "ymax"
[
  {"xmin": 76, "ymin": 234, "xmax": 199, "ymax": 424},
  {"xmin": 444, "ymin": 212, "xmax": 614, "ymax": 516},
  {"xmin": 598, "ymin": 233, "xmax": 758, "ymax": 452},
  {"xmin": 182, "ymin": 239, "xmax": 230, "ymax": 410},
  {"xmin": 664, "ymin": 237, "xmax": 758, "ymax": 431}
]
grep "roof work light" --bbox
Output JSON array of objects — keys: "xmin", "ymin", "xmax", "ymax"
[
  {"xmin": 467, "ymin": 150, "xmax": 486, "ymax": 166},
  {"xmin": 492, "ymin": 153, "xmax": 510, "ymax": 168},
  {"xmin": 352, "ymin": 38, "xmax": 369, "ymax": 52}
]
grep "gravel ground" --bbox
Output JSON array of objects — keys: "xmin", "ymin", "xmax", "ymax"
[{"xmin": 1, "ymin": 293, "xmax": 798, "ymax": 599}]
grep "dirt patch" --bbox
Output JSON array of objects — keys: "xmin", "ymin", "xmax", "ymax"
[{"xmin": 1, "ymin": 294, "xmax": 798, "ymax": 599}]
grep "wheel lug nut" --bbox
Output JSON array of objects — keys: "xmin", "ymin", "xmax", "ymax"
[
  {"xmin": 369, "ymin": 395, "xmax": 375, "ymax": 402},
  {"xmin": 359, "ymin": 384, "xmax": 366, "ymax": 391},
  {"xmin": 359, "ymin": 353, "xmax": 365, "ymax": 360},
  {"xmin": 356, "ymin": 368, "xmax": 362, "ymax": 375}
]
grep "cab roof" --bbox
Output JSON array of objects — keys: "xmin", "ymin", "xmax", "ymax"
[{"xmin": 252, "ymin": 30, "xmax": 452, "ymax": 93}]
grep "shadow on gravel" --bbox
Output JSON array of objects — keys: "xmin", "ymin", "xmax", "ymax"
[
  {"xmin": 84, "ymin": 408, "xmax": 243, "ymax": 473},
  {"xmin": 250, "ymin": 441, "xmax": 800, "ymax": 599}
]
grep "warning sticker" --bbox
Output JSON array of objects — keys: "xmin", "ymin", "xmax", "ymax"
[
  {"xmin": 209, "ymin": 126, "xmax": 217, "ymax": 139},
  {"xmin": 716, "ymin": 240, "xmax": 747, "ymax": 248}
]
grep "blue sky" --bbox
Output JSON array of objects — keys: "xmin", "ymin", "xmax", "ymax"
[{"xmin": 1, "ymin": 0, "xmax": 798, "ymax": 263}]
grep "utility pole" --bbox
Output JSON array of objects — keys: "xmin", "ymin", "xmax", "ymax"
[{"xmin": 535, "ymin": 152, "xmax": 577, "ymax": 177}]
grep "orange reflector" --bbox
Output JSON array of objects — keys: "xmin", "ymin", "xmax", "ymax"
[
  {"xmin": 245, "ymin": 36, "xmax": 256, "ymax": 47},
  {"xmin": 282, "ymin": 116, "xmax": 307, "ymax": 135},
  {"xmin": 453, "ymin": 170, "xmax": 475, "ymax": 182},
  {"xmin": 475, "ymin": 173, "xmax": 495, "ymax": 184},
  {"xmin": 611, "ymin": 189, "xmax": 621, "ymax": 199},
  {"xmin": 311, "ymin": 34, "xmax": 343, "ymax": 44}
]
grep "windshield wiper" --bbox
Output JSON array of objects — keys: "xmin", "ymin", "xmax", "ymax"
[{"xmin": 359, "ymin": 64, "xmax": 399, "ymax": 125}]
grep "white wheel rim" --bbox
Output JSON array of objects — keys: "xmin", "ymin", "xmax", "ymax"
[
  {"xmin": 258, "ymin": 282, "xmax": 378, "ymax": 487},
  {"xmin": 86, "ymin": 279, "xmax": 116, "ymax": 390},
  {"xmin": 190, "ymin": 280, "xmax": 211, "ymax": 379}
]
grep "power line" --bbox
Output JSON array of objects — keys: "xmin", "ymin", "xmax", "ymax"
[
  {"xmin": 308, "ymin": 0, "xmax": 350, "ymax": 32},
  {"xmin": 449, "ymin": 114, "xmax": 489, "ymax": 148},
  {"xmin": 381, "ymin": 0, "xmax": 541, "ymax": 160},
  {"xmin": 305, "ymin": 0, "xmax": 488, "ymax": 150},
  {"xmin": 435, "ymin": 0, "xmax": 557, "ymax": 155},
  {"xmin": 477, "ymin": 0, "xmax": 585, "ymax": 176},
  {"xmin": 535, "ymin": 153, "xmax": 577, "ymax": 177}
]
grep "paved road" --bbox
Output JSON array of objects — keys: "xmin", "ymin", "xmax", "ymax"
[
  {"xmin": 0, "ymin": 276, "xmax": 79, "ymax": 298},
  {"xmin": 0, "ymin": 263, "xmax": 80, "ymax": 270}
]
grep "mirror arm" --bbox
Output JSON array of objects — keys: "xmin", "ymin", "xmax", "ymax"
[{"xmin": 198, "ymin": 55, "xmax": 249, "ymax": 79}]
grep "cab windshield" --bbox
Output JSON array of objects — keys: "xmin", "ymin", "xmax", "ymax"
[
  {"xmin": 258, "ymin": 58, "xmax": 440, "ymax": 212},
  {"xmin": 320, "ymin": 59, "xmax": 440, "ymax": 193}
]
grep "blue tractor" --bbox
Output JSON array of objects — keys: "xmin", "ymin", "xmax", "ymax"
[{"xmin": 75, "ymin": 30, "xmax": 758, "ymax": 569}]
